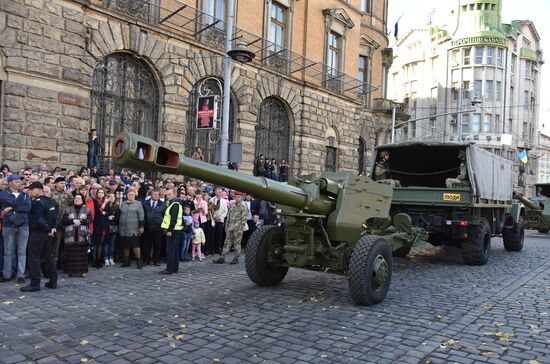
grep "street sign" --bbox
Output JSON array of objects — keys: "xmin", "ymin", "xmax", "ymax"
[{"xmin": 196, "ymin": 95, "xmax": 218, "ymax": 129}]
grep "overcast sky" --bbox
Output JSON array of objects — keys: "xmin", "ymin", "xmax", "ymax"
[{"xmin": 388, "ymin": 0, "xmax": 549, "ymax": 134}]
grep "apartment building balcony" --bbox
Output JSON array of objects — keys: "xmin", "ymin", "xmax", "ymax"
[{"xmin": 91, "ymin": 0, "xmax": 375, "ymax": 99}]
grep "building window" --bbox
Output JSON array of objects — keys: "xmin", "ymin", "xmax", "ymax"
[
  {"xmin": 256, "ymin": 97, "xmax": 291, "ymax": 173},
  {"xmin": 411, "ymin": 121, "xmax": 416, "ymax": 138},
  {"xmin": 327, "ymin": 31, "xmax": 341, "ymax": 75},
  {"xmin": 486, "ymin": 47, "xmax": 494, "ymax": 65},
  {"xmin": 187, "ymin": 78, "xmax": 236, "ymax": 162},
  {"xmin": 358, "ymin": 55, "xmax": 370, "ymax": 94},
  {"xmin": 429, "ymin": 118, "xmax": 436, "ymax": 136},
  {"xmin": 463, "ymin": 48, "xmax": 471, "ymax": 65},
  {"xmin": 483, "ymin": 114, "xmax": 492, "ymax": 132},
  {"xmin": 463, "ymin": 81, "xmax": 471, "ymax": 100},
  {"xmin": 496, "ymin": 48, "xmax": 503, "ymax": 66},
  {"xmin": 452, "ymin": 50, "xmax": 459, "ymax": 66},
  {"xmin": 462, "ymin": 113, "xmax": 470, "ymax": 134},
  {"xmin": 523, "ymin": 90, "xmax": 529, "ymax": 107},
  {"xmin": 511, "ymin": 55, "xmax": 517, "ymax": 73},
  {"xmin": 495, "ymin": 81, "xmax": 502, "ymax": 101},
  {"xmin": 204, "ymin": 0, "xmax": 226, "ymax": 30},
  {"xmin": 358, "ymin": 138, "xmax": 366, "ymax": 175},
  {"xmin": 475, "ymin": 47, "xmax": 483, "ymax": 64},
  {"xmin": 525, "ymin": 60, "xmax": 532, "ymax": 77},
  {"xmin": 471, "ymin": 113, "xmax": 481, "ymax": 132},
  {"xmin": 485, "ymin": 80, "xmax": 494, "ymax": 100},
  {"xmin": 495, "ymin": 115, "xmax": 501, "ymax": 133},
  {"xmin": 91, "ymin": 53, "xmax": 160, "ymax": 170},
  {"xmin": 474, "ymin": 80, "xmax": 482, "ymax": 100},
  {"xmin": 269, "ymin": 2, "xmax": 288, "ymax": 51},
  {"xmin": 361, "ymin": 0, "xmax": 371, "ymax": 13},
  {"xmin": 325, "ymin": 128, "xmax": 339, "ymax": 171}
]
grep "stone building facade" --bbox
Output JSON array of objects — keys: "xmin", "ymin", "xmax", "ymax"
[
  {"xmin": 0, "ymin": 0, "xmax": 393, "ymax": 176},
  {"xmin": 388, "ymin": 0, "xmax": 544, "ymax": 194}
]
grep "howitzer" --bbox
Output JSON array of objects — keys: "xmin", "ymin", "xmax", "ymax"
[
  {"xmin": 112, "ymin": 132, "xmax": 395, "ymax": 305},
  {"xmin": 513, "ymin": 187, "xmax": 550, "ymax": 233},
  {"xmin": 513, "ymin": 192, "xmax": 539, "ymax": 211}
]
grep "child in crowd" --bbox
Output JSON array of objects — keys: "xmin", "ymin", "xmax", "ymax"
[
  {"xmin": 180, "ymin": 205, "xmax": 194, "ymax": 262},
  {"xmin": 191, "ymin": 220, "xmax": 205, "ymax": 262}
]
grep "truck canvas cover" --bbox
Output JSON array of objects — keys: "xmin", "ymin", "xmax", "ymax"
[{"xmin": 372, "ymin": 141, "xmax": 513, "ymax": 202}]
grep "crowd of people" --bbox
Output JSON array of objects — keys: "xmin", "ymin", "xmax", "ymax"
[
  {"xmin": 253, "ymin": 154, "xmax": 289, "ymax": 182},
  {"xmin": 0, "ymin": 162, "xmax": 282, "ymax": 292}
]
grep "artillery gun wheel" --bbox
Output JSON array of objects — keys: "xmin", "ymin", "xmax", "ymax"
[
  {"xmin": 348, "ymin": 235, "xmax": 393, "ymax": 305},
  {"xmin": 503, "ymin": 217, "xmax": 525, "ymax": 252},
  {"xmin": 462, "ymin": 218, "xmax": 491, "ymax": 265},
  {"xmin": 537, "ymin": 228, "xmax": 549, "ymax": 233},
  {"xmin": 245, "ymin": 225, "xmax": 288, "ymax": 286}
]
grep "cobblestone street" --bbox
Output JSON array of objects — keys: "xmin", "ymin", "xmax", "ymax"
[{"xmin": 0, "ymin": 230, "xmax": 549, "ymax": 364}]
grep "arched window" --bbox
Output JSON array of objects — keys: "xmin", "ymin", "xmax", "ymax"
[
  {"xmin": 91, "ymin": 53, "xmax": 159, "ymax": 170},
  {"xmin": 255, "ymin": 97, "xmax": 291, "ymax": 172},
  {"xmin": 186, "ymin": 78, "xmax": 237, "ymax": 163},
  {"xmin": 325, "ymin": 127, "xmax": 339, "ymax": 172},
  {"xmin": 358, "ymin": 137, "xmax": 366, "ymax": 175}
]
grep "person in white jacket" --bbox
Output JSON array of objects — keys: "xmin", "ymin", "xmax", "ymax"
[{"xmin": 191, "ymin": 220, "xmax": 206, "ymax": 261}]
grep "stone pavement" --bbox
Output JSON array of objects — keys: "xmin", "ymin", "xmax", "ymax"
[{"xmin": 0, "ymin": 231, "xmax": 549, "ymax": 364}]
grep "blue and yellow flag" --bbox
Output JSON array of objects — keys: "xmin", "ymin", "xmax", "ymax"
[{"xmin": 517, "ymin": 148, "xmax": 528, "ymax": 164}]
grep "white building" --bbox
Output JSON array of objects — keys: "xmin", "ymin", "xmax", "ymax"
[
  {"xmin": 537, "ymin": 133, "xmax": 550, "ymax": 183},
  {"xmin": 388, "ymin": 0, "xmax": 543, "ymax": 194}
]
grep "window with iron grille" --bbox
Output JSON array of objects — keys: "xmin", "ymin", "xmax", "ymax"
[
  {"xmin": 91, "ymin": 53, "xmax": 160, "ymax": 171},
  {"xmin": 255, "ymin": 97, "xmax": 291, "ymax": 172},
  {"xmin": 358, "ymin": 138, "xmax": 366, "ymax": 175},
  {"xmin": 325, "ymin": 136, "xmax": 337, "ymax": 172},
  {"xmin": 186, "ymin": 78, "xmax": 236, "ymax": 163}
]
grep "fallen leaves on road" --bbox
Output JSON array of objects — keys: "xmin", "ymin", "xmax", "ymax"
[
  {"xmin": 483, "ymin": 304, "xmax": 495, "ymax": 311},
  {"xmin": 484, "ymin": 331, "xmax": 515, "ymax": 342},
  {"xmin": 80, "ymin": 358, "xmax": 91, "ymax": 363},
  {"xmin": 213, "ymin": 358, "xmax": 220, "ymax": 362},
  {"xmin": 80, "ymin": 339, "xmax": 89, "ymax": 345},
  {"xmin": 529, "ymin": 361, "xmax": 540, "ymax": 364},
  {"xmin": 2, "ymin": 300, "xmax": 13, "ymax": 305},
  {"xmin": 439, "ymin": 338, "xmax": 459, "ymax": 348}
]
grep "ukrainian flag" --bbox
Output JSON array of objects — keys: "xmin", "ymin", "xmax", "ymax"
[{"xmin": 517, "ymin": 149, "xmax": 528, "ymax": 164}]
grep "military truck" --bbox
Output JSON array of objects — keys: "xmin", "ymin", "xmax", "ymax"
[
  {"xmin": 370, "ymin": 141, "xmax": 525, "ymax": 265},
  {"xmin": 514, "ymin": 183, "xmax": 550, "ymax": 233},
  {"xmin": 112, "ymin": 133, "xmax": 427, "ymax": 305}
]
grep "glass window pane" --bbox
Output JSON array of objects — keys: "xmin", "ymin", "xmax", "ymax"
[
  {"xmin": 483, "ymin": 114, "xmax": 492, "ymax": 132},
  {"xmin": 475, "ymin": 47, "xmax": 483, "ymax": 64},
  {"xmin": 486, "ymin": 47, "xmax": 494, "ymax": 65},
  {"xmin": 464, "ymin": 48, "xmax": 471, "ymax": 65},
  {"xmin": 485, "ymin": 80, "xmax": 493, "ymax": 100},
  {"xmin": 471, "ymin": 114, "xmax": 481, "ymax": 132}
]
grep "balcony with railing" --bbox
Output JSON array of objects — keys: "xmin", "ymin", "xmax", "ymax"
[{"xmin": 93, "ymin": 0, "xmax": 375, "ymax": 99}]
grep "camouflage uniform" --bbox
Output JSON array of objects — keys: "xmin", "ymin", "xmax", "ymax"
[
  {"xmin": 445, "ymin": 161, "xmax": 470, "ymax": 188},
  {"xmin": 445, "ymin": 151, "xmax": 470, "ymax": 188},
  {"xmin": 220, "ymin": 202, "xmax": 248, "ymax": 261},
  {"xmin": 50, "ymin": 188, "xmax": 72, "ymax": 266},
  {"xmin": 374, "ymin": 160, "xmax": 401, "ymax": 187}
]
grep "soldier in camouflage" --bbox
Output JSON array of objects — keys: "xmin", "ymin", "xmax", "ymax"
[
  {"xmin": 213, "ymin": 191, "xmax": 248, "ymax": 265},
  {"xmin": 374, "ymin": 150, "xmax": 401, "ymax": 187},
  {"xmin": 445, "ymin": 150, "xmax": 470, "ymax": 188}
]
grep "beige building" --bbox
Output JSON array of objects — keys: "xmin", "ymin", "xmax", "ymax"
[
  {"xmin": 388, "ymin": 0, "xmax": 544, "ymax": 194},
  {"xmin": 537, "ymin": 132, "xmax": 550, "ymax": 183},
  {"xmin": 0, "ymin": 0, "xmax": 395, "ymax": 176}
]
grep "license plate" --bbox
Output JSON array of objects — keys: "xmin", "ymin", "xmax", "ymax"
[{"xmin": 443, "ymin": 193, "xmax": 461, "ymax": 202}]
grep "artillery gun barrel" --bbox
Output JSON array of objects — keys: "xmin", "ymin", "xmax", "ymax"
[
  {"xmin": 112, "ymin": 133, "xmax": 334, "ymax": 215},
  {"xmin": 513, "ymin": 192, "xmax": 540, "ymax": 210}
]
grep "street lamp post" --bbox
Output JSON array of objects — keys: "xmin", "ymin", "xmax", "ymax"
[
  {"xmin": 219, "ymin": 0, "xmax": 255, "ymax": 167},
  {"xmin": 457, "ymin": 85, "xmax": 481, "ymax": 141}
]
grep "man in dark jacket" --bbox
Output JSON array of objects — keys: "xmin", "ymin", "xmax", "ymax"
[
  {"xmin": 159, "ymin": 189, "xmax": 183, "ymax": 275},
  {"xmin": 0, "ymin": 175, "xmax": 31, "ymax": 283},
  {"xmin": 142, "ymin": 190, "xmax": 166, "ymax": 266},
  {"xmin": 21, "ymin": 182, "xmax": 57, "ymax": 292},
  {"xmin": 87, "ymin": 129, "xmax": 100, "ymax": 169},
  {"xmin": 41, "ymin": 185, "xmax": 59, "ymax": 279}
]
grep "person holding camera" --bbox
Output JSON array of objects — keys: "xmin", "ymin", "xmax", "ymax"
[{"xmin": 0, "ymin": 175, "xmax": 31, "ymax": 283}]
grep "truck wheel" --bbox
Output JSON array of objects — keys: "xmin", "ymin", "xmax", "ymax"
[
  {"xmin": 462, "ymin": 218, "xmax": 491, "ymax": 265},
  {"xmin": 503, "ymin": 217, "xmax": 525, "ymax": 251},
  {"xmin": 245, "ymin": 225, "xmax": 288, "ymax": 286},
  {"xmin": 348, "ymin": 235, "xmax": 393, "ymax": 305},
  {"xmin": 393, "ymin": 246, "xmax": 411, "ymax": 258},
  {"xmin": 537, "ymin": 228, "xmax": 549, "ymax": 233}
]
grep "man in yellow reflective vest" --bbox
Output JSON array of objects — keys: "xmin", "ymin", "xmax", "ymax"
[{"xmin": 159, "ymin": 189, "xmax": 183, "ymax": 275}]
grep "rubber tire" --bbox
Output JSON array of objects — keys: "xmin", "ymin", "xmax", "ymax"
[
  {"xmin": 348, "ymin": 235, "xmax": 393, "ymax": 306},
  {"xmin": 393, "ymin": 246, "xmax": 411, "ymax": 258},
  {"xmin": 245, "ymin": 225, "xmax": 288, "ymax": 286},
  {"xmin": 503, "ymin": 217, "xmax": 525, "ymax": 252},
  {"xmin": 537, "ymin": 228, "xmax": 549, "ymax": 233},
  {"xmin": 462, "ymin": 218, "xmax": 491, "ymax": 266}
]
